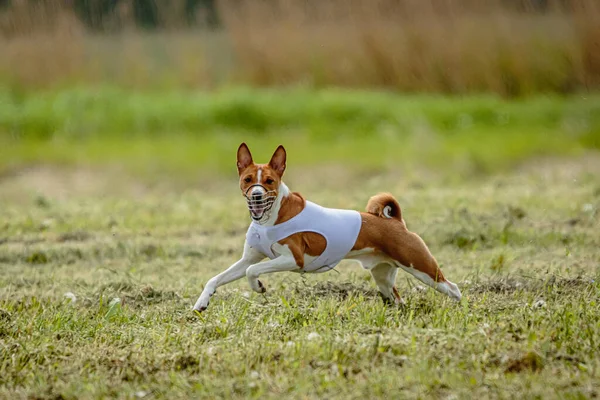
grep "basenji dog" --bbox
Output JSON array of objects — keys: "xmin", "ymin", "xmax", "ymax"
[{"xmin": 193, "ymin": 143, "xmax": 461, "ymax": 312}]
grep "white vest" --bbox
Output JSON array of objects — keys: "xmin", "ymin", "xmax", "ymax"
[{"xmin": 246, "ymin": 201, "xmax": 362, "ymax": 273}]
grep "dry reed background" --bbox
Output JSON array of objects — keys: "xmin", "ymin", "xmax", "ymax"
[{"xmin": 0, "ymin": 0, "xmax": 599, "ymax": 94}]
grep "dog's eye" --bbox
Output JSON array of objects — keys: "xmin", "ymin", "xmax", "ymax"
[
  {"xmin": 244, "ymin": 176, "xmax": 252, "ymax": 183},
  {"xmin": 265, "ymin": 178, "xmax": 274, "ymax": 185}
]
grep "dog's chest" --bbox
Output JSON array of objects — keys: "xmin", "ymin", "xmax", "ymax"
[{"xmin": 245, "ymin": 201, "xmax": 362, "ymax": 272}]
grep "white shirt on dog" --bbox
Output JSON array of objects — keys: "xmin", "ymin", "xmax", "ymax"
[{"xmin": 246, "ymin": 201, "xmax": 362, "ymax": 273}]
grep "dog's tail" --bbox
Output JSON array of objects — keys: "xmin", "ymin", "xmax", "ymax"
[{"xmin": 366, "ymin": 192, "xmax": 402, "ymax": 221}]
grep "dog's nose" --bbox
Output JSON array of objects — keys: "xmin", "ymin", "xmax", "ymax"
[{"xmin": 252, "ymin": 192, "xmax": 263, "ymax": 200}]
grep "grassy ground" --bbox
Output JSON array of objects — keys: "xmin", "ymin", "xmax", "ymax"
[{"xmin": 1, "ymin": 151, "xmax": 599, "ymax": 398}]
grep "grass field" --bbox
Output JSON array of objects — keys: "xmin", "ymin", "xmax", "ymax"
[
  {"xmin": 2, "ymin": 87, "xmax": 600, "ymax": 180},
  {"xmin": 1, "ymin": 88, "xmax": 600, "ymax": 398}
]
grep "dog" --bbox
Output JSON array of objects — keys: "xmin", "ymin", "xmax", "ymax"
[{"xmin": 193, "ymin": 143, "xmax": 461, "ymax": 312}]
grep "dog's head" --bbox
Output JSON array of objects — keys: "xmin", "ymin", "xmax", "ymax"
[{"xmin": 237, "ymin": 143, "xmax": 286, "ymax": 222}]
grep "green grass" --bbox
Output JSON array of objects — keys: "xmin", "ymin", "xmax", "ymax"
[
  {"xmin": 1, "ymin": 86, "xmax": 600, "ymax": 179},
  {"xmin": 1, "ymin": 154, "xmax": 599, "ymax": 398},
  {"xmin": 1, "ymin": 86, "xmax": 600, "ymax": 398}
]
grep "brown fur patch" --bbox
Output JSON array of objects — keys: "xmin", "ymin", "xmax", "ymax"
[
  {"xmin": 275, "ymin": 191, "xmax": 326, "ymax": 268},
  {"xmin": 353, "ymin": 213, "xmax": 447, "ymax": 282},
  {"xmin": 366, "ymin": 192, "xmax": 402, "ymax": 220},
  {"xmin": 238, "ymin": 164, "xmax": 281, "ymax": 195},
  {"xmin": 392, "ymin": 286, "xmax": 402, "ymax": 302}
]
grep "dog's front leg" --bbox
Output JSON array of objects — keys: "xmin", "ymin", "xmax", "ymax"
[
  {"xmin": 193, "ymin": 242, "xmax": 264, "ymax": 312},
  {"xmin": 246, "ymin": 256, "xmax": 300, "ymax": 293}
]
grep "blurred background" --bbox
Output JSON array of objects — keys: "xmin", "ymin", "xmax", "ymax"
[
  {"xmin": 2, "ymin": 0, "xmax": 600, "ymax": 92},
  {"xmin": 0, "ymin": 0, "xmax": 599, "ymax": 184}
]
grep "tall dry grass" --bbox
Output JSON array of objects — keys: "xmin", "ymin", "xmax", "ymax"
[
  {"xmin": 0, "ymin": 0, "xmax": 87, "ymax": 87},
  {"xmin": 0, "ymin": 0, "xmax": 599, "ymax": 94},
  {"xmin": 0, "ymin": 0, "xmax": 225, "ymax": 89},
  {"xmin": 220, "ymin": 0, "xmax": 600, "ymax": 95}
]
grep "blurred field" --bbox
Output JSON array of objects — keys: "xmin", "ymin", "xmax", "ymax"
[
  {"xmin": 1, "ymin": 0, "xmax": 600, "ymax": 94},
  {"xmin": 1, "ymin": 87, "xmax": 599, "ymax": 182}
]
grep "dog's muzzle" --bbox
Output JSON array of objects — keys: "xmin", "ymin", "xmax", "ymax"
[{"xmin": 244, "ymin": 184, "xmax": 277, "ymax": 221}]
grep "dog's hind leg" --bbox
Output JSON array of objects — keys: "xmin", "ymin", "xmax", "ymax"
[
  {"xmin": 370, "ymin": 262, "xmax": 403, "ymax": 305},
  {"xmin": 193, "ymin": 242, "xmax": 264, "ymax": 312},
  {"xmin": 385, "ymin": 228, "xmax": 462, "ymax": 301}
]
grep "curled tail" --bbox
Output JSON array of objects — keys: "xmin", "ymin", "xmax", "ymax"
[{"xmin": 366, "ymin": 192, "xmax": 402, "ymax": 221}]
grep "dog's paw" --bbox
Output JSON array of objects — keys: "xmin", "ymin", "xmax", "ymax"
[
  {"xmin": 248, "ymin": 276, "xmax": 267, "ymax": 293},
  {"xmin": 192, "ymin": 302, "xmax": 208, "ymax": 314},
  {"xmin": 193, "ymin": 292, "xmax": 212, "ymax": 312},
  {"xmin": 379, "ymin": 292, "xmax": 394, "ymax": 306},
  {"xmin": 257, "ymin": 279, "xmax": 267, "ymax": 293},
  {"xmin": 193, "ymin": 304, "xmax": 207, "ymax": 312},
  {"xmin": 379, "ymin": 292, "xmax": 405, "ymax": 307}
]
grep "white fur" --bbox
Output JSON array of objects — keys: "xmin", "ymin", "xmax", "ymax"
[
  {"xmin": 395, "ymin": 262, "xmax": 462, "ymax": 301},
  {"xmin": 246, "ymin": 244, "xmax": 300, "ymax": 292},
  {"xmin": 193, "ymin": 241, "xmax": 264, "ymax": 311},
  {"xmin": 259, "ymin": 182, "xmax": 290, "ymax": 226},
  {"xmin": 345, "ymin": 247, "xmax": 391, "ymax": 270},
  {"xmin": 251, "ymin": 168, "xmax": 265, "ymax": 197},
  {"xmin": 370, "ymin": 263, "xmax": 401, "ymax": 304},
  {"xmin": 383, "ymin": 205, "xmax": 393, "ymax": 218},
  {"xmin": 346, "ymin": 248, "xmax": 400, "ymax": 304}
]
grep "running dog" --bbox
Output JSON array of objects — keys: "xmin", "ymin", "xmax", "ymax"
[{"xmin": 193, "ymin": 143, "xmax": 461, "ymax": 312}]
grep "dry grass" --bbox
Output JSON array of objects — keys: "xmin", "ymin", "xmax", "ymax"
[
  {"xmin": 0, "ymin": 0, "xmax": 599, "ymax": 94},
  {"xmin": 220, "ymin": 0, "xmax": 600, "ymax": 95},
  {"xmin": 1, "ymin": 157, "xmax": 599, "ymax": 399}
]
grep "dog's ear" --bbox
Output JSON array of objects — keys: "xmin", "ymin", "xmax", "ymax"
[
  {"xmin": 237, "ymin": 143, "xmax": 253, "ymax": 174},
  {"xmin": 268, "ymin": 145, "xmax": 286, "ymax": 178}
]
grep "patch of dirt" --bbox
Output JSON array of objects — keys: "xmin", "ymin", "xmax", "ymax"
[
  {"xmin": 469, "ymin": 276, "xmax": 595, "ymax": 294},
  {"xmin": 0, "ymin": 308, "xmax": 12, "ymax": 322},
  {"xmin": 172, "ymin": 354, "xmax": 199, "ymax": 371},
  {"xmin": 505, "ymin": 351, "xmax": 544, "ymax": 373},
  {"xmin": 294, "ymin": 281, "xmax": 378, "ymax": 300},
  {"xmin": 25, "ymin": 251, "xmax": 49, "ymax": 264},
  {"xmin": 98, "ymin": 282, "xmax": 137, "ymax": 293},
  {"xmin": 56, "ymin": 230, "xmax": 93, "ymax": 242},
  {"xmin": 95, "ymin": 283, "xmax": 182, "ymax": 307},
  {"xmin": 0, "ymin": 165, "xmax": 150, "ymax": 201},
  {"xmin": 127, "ymin": 285, "xmax": 182, "ymax": 305}
]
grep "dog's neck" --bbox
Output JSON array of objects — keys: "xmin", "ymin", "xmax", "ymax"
[
  {"xmin": 254, "ymin": 181, "xmax": 289, "ymax": 226},
  {"xmin": 254, "ymin": 181, "xmax": 306, "ymax": 227}
]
